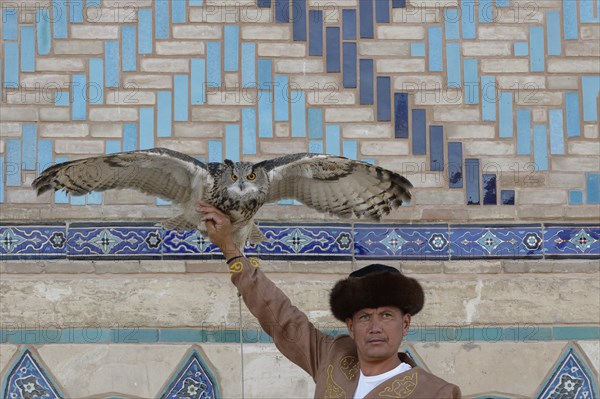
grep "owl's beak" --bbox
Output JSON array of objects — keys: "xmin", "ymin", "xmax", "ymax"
[{"xmin": 239, "ymin": 181, "xmax": 245, "ymax": 191}]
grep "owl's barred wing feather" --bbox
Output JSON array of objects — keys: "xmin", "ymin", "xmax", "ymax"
[
  {"xmin": 257, "ymin": 153, "xmax": 413, "ymax": 220},
  {"xmin": 32, "ymin": 148, "xmax": 212, "ymax": 204}
]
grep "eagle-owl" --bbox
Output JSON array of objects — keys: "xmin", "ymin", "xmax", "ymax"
[{"xmin": 32, "ymin": 148, "xmax": 413, "ymax": 250}]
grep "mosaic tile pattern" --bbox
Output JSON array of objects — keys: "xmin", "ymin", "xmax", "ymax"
[
  {"xmin": 449, "ymin": 225, "xmax": 543, "ymax": 259},
  {"xmin": 0, "ymin": 225, "xmax": 66, "ymax": 260},
  {"xmin": 2, "ymin": 349, "xmax": 63, "ymax": 399},
  {"xmin": 159, "ymin": 350, "xmax": 220, "ymax": 399},
  {"xmin": 544, "ymin": 225, "xmax": 600, "ymax": 258}
]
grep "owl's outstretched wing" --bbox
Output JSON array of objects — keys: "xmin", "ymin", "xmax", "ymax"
[
  {"xmin": 256, "ymin": 153, "xmax": 413, "ymax": 220},
  {"xmin": 32, "ymin": 148, "xmax": 212, "ymax": 204}
]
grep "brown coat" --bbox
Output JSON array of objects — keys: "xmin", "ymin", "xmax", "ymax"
[{"xmin": 230, "ymin": 257, "xmax": 461, "ymax": 398}]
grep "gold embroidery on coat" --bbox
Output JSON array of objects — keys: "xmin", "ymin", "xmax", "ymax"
[
  {"xmin": 339, "ymin": 356, "xmax": 359, "ymax": 380},
  {"xmin": 248, "ymin": 258, "xmax": 260, "ymax": 268},
  {"xmin": 325, "ymin": 364, "xmax": 346, "ymax": 399},
  {"xmin": 229, "ymin": 261, "xmax": 243, "ymax": 273},
  {"xmin": 378, "ymin": 374, "xmax": 418, "ymax": 398}
]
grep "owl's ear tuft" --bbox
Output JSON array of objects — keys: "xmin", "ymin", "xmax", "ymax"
[{"xmin": 224, "ymin": 159, "xmax": 234, "ymax": 168}]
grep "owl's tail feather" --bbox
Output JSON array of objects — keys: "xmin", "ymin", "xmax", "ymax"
[{"xmin": 161, "ymin": 214, "xmax": 197, "ymax": 231}]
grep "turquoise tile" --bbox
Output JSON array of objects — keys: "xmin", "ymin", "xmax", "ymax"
[
  {"xmin": 0, "ymin": 156, "xmax": 4, "ymax": 203},
  {"xmin": 461, "ymin": 0, "xmax": 476, "ymax": 39},
  {"xmin": 580, "ymin": 0, "xmax": 600, "ymax": 22},
  {"xmin": 225, "ymin": 125, "xmax": 240, "ymax": 162},
  {"xmin": 258, "ymin": 59, "xmax": 272, "ymax": 90},
  {"xmin": 20, "ymin": 26, "xmax": 35, "ymax": 72},
  {"xmin": 481, "ymin": 76, "xmax": 496, "ymax": 121},
  {"xmin": 224, "ymin": 26, "xmax": 239, "ymax": 72},
  {"xmin": 428, "ymin": 26, "xmax": 443, "ymax": 71},
  {"xmin": 122, "ymin": 26, "xmax": 137, "ymax": 71},
  {"xmin": 242, "ymin": 108, "xmax": 257, "ymax": 154},
  {"xmin": 37, "ymin": 140, "xmax": 53, "ymax": 175},
  {"xmin": 444, "ymin": 9, "xmax": 459, "ymax": 40},
  {"xmin": 106, "ymin": 140, "xmax": 122, "ymax": 154},
  {"xmin": 582, "ymin": 76, "xmax": 600, "ymax": 122},
  {"xmin": 446, "ymin": 43, "xmax": 461, "ymax": 88},
  {"xmin": 54, "ymin": 91, "xmax": 70, "ymax": 106},
  {"xmin": 138, "ymin": 8, "xmax": 153, "ymax": 54},
  {"xmin": 71, "ymin": 0, "xmax": 83, "ymax": 22},
  {"xmin": 549, "ymin": 109, "xmax": 565, "ymax": 154},
  {"xmin": 562, "ymin": 0, "xmax": 579, "ymax": 40},
  {"xmin": 70, "ymin": 193, "xmax": 86, "ymax": 206},
  {"xmin": 361, "ymin": 158, "xmax": 375, "ymax": 165},
  {"xmin": 123, "ymin": 124, "xmax": 138, "ymax": 151},
  {"xmin": 89, "ymin": 58, "xmax": 104, "ymax": 104},
  {"xmin": 22, "ymin": 124, "xmax": 37, "ymax": 171},
  {"xmin": 553, "ymin": 326, "xmax": 600, "ymax": 340},
  {"xmin": 159, "ymin": 329, "xmax": 203, "ymax": 342},
  {"xmin": 208, "ymin": 140, "xmax": 222, "ymax": 162},
  {"xmin": 157, "ymin": 91, "xmax": 172, "ymax": 137},
  {"xmin": 156, "ymin": 198, "xmax": 172, "ymax": 206},
  {"xmin": 501, "ymin": 326, "xmax": 553, "ymax": 341},
  {"xmin": 6, "ymin": 140, "xmax": 21, "ymax": 186},
  {"xmin": 207, "ymin": 42, "xmax": 221, "ymax": 87},
  {"xmin": 307, "ymin": 108, "xmax": 323, "ymax": 139},
  {"xmin": 241, "ymin": 43, "xmax": 256, "ymax": 88},
  {"xmin": 172, "ymin": 0, "xmax": 186, "ymax": 23},
  {"xmin": 410, "ymin": 42, "xmax": 425, "ymax": 57},
  {"xmin": 139, "ymin": 107, "xmax": 155, "ymax": 150},
  {"xmin": 326, "ymin": 124, "xmax": 341, "ymax": 156},
  {"xmin": 191, "ymin": 58, "xmax": 206, "ymax": 104},
  {"xmin": 87, "ymin": 192, "xmax": 102, "ymax": 205},
  {"xmin": 514, "ymin": 42, "xmax": 528, "ymax": 56},
  {"xmin": 516, "ymin": 109, "xmax": 531, "ymax": 154},
  {"xmin": 72, "ymin": 74, "xmax": 87, "ymax": 120},
  {"xmin": 343, "ymin": 140, "xmax": 357, "ymax": 160},
  {"xmin": 529, "ymin": 26, "xmax": 545, "ymax": 72},
  {"xmin": 190, "ymin": 0, "xmax": 204, "ymax": 5},
  {"xmin": 533, "ymin": 124, "xmax": 548, "ymax": 171},
  {"xmin": 52, "ymin": 0, "xmax": 67, "ymax": 38},
  {"xmin": 36, "ymin": 9, "xmax": 51, "ymax": 55},
  {"xmin": 569, "ymin": 190, "xmax": 584, "ymax": 205},
  {"xmin": 2, "ymin": 8, "xmax": 18, "ymax": 40},
  {"xmin": 105, "ymin": 41, "xmax": 120, "ymax": 88},
  {"xmin": 291, "ymin": 90, "xmax": 306, "ymax": 137},
  {"xmin": 112, "ymin": 328, "xmax": 159, "ymax": 343},
  {"xmin": 155, "ymin": 0, "xmax": 170, "ymax": 39},
  {"xmin": 464, "ymin": 59, "xmax": 478, "ymax": 104},
  {"xmin": 174, "ymin": 75, "xmax": 189, "ymax": 121},
  {"xmin": 4, "ymin": 42, "xmax": 19, "ymax": 88},
  {"xmin": 499, "ymin": 92, "xmax": 513, "ymax": 137},
  {"xmin": 547, "ymin": 11, "xmax": 561, "ymax": 55},
  {"xmin": 565, "ymin": 92, "xmax": 581, "ymax": 137},
  {"xmin": 274, "ymin": 75, "xmax": 289, "ymax": 121},
  {"xmin": 258, "ymin": 90, "xmax": 273, "ymax": 137},
  {"xmin": 478, "ymin": 0, "xmax": 493, "ymax": 22},
  {"xmin": 586, "ymin": 173, "xmax": 600, "ymax": 204}
]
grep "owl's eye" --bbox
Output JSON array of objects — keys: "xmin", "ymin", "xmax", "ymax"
[
  {"xmin": 247, "ymin": 172, "xmax": 256, "ymax": 181},
  {"xmin": 231, "ymin": 174, "xmax": 238, "ymax": 181}
]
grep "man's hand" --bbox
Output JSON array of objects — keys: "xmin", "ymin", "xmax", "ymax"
[{"xmin": 196, "ymin": 201, "xmax": 243, "ymax": 260}]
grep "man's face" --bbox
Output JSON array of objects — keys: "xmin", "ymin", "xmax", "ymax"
[{"xmin": 346, "ymin": 306, "xmax": 411, "ymax": 364}]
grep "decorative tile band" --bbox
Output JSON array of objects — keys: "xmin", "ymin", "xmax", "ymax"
[{"xmin": 0, "ymin": 223, "xmax": 598, "ymax": 261}]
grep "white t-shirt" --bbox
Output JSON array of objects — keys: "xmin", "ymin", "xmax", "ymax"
[{"xmin": 353, "ymin": 362, "xmax": 413, "ymax": 399}]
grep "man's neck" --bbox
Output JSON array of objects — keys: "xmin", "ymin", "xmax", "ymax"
[{"xmin": 359, "ymin": 355, "xmax": 402, "ymax": 377}]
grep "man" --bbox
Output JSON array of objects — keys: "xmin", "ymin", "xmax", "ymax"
[{"xmin": 197, "ymin": 201, "xmax": 461, "ymax": 398}]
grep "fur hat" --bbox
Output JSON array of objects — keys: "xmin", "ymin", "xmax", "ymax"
[{"xmin": 329, "ymin": 264, "xmax": 424, "ymax": 322}]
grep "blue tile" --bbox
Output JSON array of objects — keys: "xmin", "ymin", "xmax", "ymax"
[
  {"xmin": 138, "ymin": 8, "xmax": 153, "ymax": 54},
  {"xmin": 70, "ymin": 192, "xmax": 86, "ymax": 206},
  {"xmin": 464, "ymin": 59, "xmax": 478, "ymax": 104},
  {"xmin": 569, "ymin": 190, "xmax": 584, "ymax": 205},
  {"xmin": 112, "ymin": 328, "xmax": 159, "ymax": 343},
  {"xmin": 257, "ymin": 59, "xmax": 272, "ymax": 90},
  {"xmin": 412, "ymin": 109, "xmax": 427, "ymax": 154},
  {"xmin": 105, "ymin": 41, "xmax": 119, "ymax": 88},
  {"xmin": 478, "ymin": 0, "xmax": 493, "ymax": 22},
  {"xmin": 225, "ymin": 125, "xmax": 240, "ymax": 162},
  {"xmin": 465, "ymin": 158, "xmax": 480, "ymax": 205},
  {"xmin": 482, "ymin": 174, "xmax": 497, "ymax": 205},
  {"xmin": 54, "ymin": 91, "xmax": 70, "ymax": 106},
  {"xmin": 517, "ymin": 109, "xmax": 531, "ymax": 154},
  {"xmin": 514, "ymin": 42, "xmax": 529, "ymax": 56},
  {"xmin": 342, "ymin": 9, "xmax": 357, "ymax": 40},
  {"xmin": 326, "ymin": 124, "xmax": 341, "ymax": 156},
  {"xmin": 158, "ymin": 351, "xmax": 219, "ymax": 399},
  {"xmin": 428, "ymin": 26, "xmax": 443, "ymax": 71},
  {"xmin": 242, "ymin": 108, "xmax": 257, "ymax": 154},
  {"xmin": 343, "ymin": 140, "xmax": 358, "ymax": 160},
  {"xmin": 446, "ymin": 43, "xmax": 461, "ymax": 88},
  {"xmin": 67, "ymin": 225, "xmax": 162, "ymax": 258},
  {"xmin": 562, "ymin": 0, "xmax": 579, "ymax": 40},
  {"xmin": 291, "ymin": 90, "xmax": 306, "ymax": 137},
  {"xmin": 53, "ymin": 157, "xmax": 69, "ymax": 204},
  {"xmin": 207, "ymin": 42, "xmax": 221, "ymax": 87},
  {"xmin": 87, "ymin": 192, "xmax": 102, "ymax": 205},
  {"xmin": 394, "ymin": 92, "xmax": 409, "ymax": 138},
  {"xmin": 326, "ymin": 27, "xmax": 341, "ymax": 73},
  {"xmin": 36, "ymin": 9, "xmax": 51, "ymax": 55},
  {"xmin": 354, "ymin": 225, "xmax": 449, "ymax": 259},
  {"xmin": 553, "ymin": 327, "xmax": 600, "ymax": 340},
  {"xmin": 308, "ymin": 10, "xmax": 323, "ymax": 56},
  {"xmin": 53, "ymin": 0, "xmax": 68, "ymax": 38},
  {"xmin": 292, "ymin": 0, "xmax": 307, "ymax": 40},
  {"xmin": 37, "ymin": 140, "xmax": 53, "ymax": 174},
  {"xmin": 375, "ymin": 0, "xmax": 390, "ymax": 23},
  {"xmin": 6, "ymin": 140, "xmax": 21, "ymax": 186},
  {"xmin": 155, "ymin": 0, "xmax": 170, "ymax": 39},
  {"xmin": 139, "ymin": 107, "xmax": 155, "ymax": 150},
  {"xmin": 495, "ymin": 0, "xmax": 509, "ymax": 5},
  {"xmin": 581, "ymin": 0, "xmax": 600, "ymax": 22},
  {"xmin": 533, "ymin": 124, "xmax": 548, "ymax": 171},
  {"xmin": 106, "ymin": 140, "xmax": 121, "ymax": 154},
  {"xmin": 501, "ymin": 190, "xmax": 515, "ymax": 205},
  {"xmin": 174, "ymin": 75, "xmax": 189, "ymax": 122},
  {"xmin": 89, "ymin": 58, "xmax": 104, "ymax": 104},
  {"xmin": 123, "ymin": 124, "xmax": 138, "ymax": 151},
  {"xmin": 582, "ymin": 76, "xmax": 600, "ymax": 122},
  {"xmin": 309, "ymin": 140, "xmax": 323, "ymax": 153},
  {"xmin": 448, "ymin": 142, "xmax": 463, "ymax": 188},
  {"xmin": 72, "ymin": 74, "xmax": 87, "ymax": 120},
  {"xmin": 275, "ymin": 0, "xmax": 290, "ymax": 22},
  {"xmin": 157, "ymin": 91, "xmax": 172, "ymax": 137},
  {"xmin": 549, "ymin": 109, "xmax": 564, "ymax": 154},
  {"xmin": 481, "ymin": 76, "xmax": 496, "ymax": 121},
  {"xmin": 258, "ymin": 90, "xmax": 273, "ymax": 137},
  {"xmin": 87, "ymin": 0, "xmax": 101, "ymax": 6},
  {"xmin": 208, "ymin": 140, "xmax": 222, "ymax": 162},
  {"xmin": 410, "ymin": 42, "xmax": 425, "ymax": 57},
  {"xmin": 274, "ymin": 75, "xmax": 289, "ymax": 121},
  {"xmin": 259, "ymin": 225, "xmax": 353, "ymax": 258},
  {"xmin": 161, "ymin": 229, "xmax": 220, "ymax": 257},
  {"xmin": 529, "ymin": 27, "xmax": 545, "ymax": 72},
  {"xmin": 308, "ymin": 108, "xmax": 323, "ymax": 139},
  {"xmin": 241, "ymin": 43, "xmax": 256, "ymax": 88},
  {"xmin": 0, "ymin": 156, "xmax": 4, "ymax": 203},
  {"xmin": 587, "ymin": 173, "xmax": 600, "ymax": 204},
  {"xmin": 0, "ymin": 225, "xmax": 67, "ymax": 259},
  {"xmin": 544, "ymin": 225, "xmax": 600, "ymax": 256},
  {"xmin": 444, "ymin": 8, "xmax": 459, "ymax": 40},
  {"xmin": 257, "ymin": 0, "xmax": 271, "ymax": 6},
  {"xmin": 450, "ymin": 226, "xmax": 543, "ymax": 258},
  {"xmin": 359, "ymin": 0, "xmax": 374, "ymax": 39},
  {"xmin": 546, "ymin": 11, "xmax": 561, "ymax": 56},
  {"xmin": 224, "ymin": 26, "xmax": 239, "ymax": 72},
  {"xmin": 2, "ymin": 8, "xmax": 18, "ymax": 40},
  {"xmin": 191, "ymin": 58, "xmax": 206, "ymax": 104},
  {"xmin": 565, "ymin": 92, "xmax": 581, "ymax": 137},
  {"xmin": 71, "ymin": 0, "xmax": 83, "ymax": 22},
  {"xmin": 3, "ymin": 350, "xmax": 64, "ymax": 398},
  {"xmin": 122, "ymin": 26, "xmax": 137, "ymax": 71},
  {"xmin": 359, "ymin": 59, "xmax": 374, "ymax": 105},
  {"xmin": 4, "ymin": 42, "xmax": 18, "ymax": 88},
  {"xmin": 342, "ymin": 42, "xmax": 357, "ymax": 88},
  {"xmin": 499, "ymin": 92, "xmax": 513, "ymax": 137},
  {"xmin": 392, "ymin": 0, "xmax": 405, "ymax": 7},
  {"xmin": 20, "ymin": 26, "xmax": 35, "ymax": 72},
  {"xmin": 172, "ymin": 0, "xmax": 186, "ymax": 23},
  {"xmin": 377, "ymin": 77, "xmax": 391, "ymax": 122},
  {"xmin": 461, "ymin": 0, "xmax": 476, "ymax": 39},
  {"xmin": 429, "ymin": 126, "xmax": 444, "ymax": 171},
  {"xmin": 22, "ymin": 124, "xmax": 37, "ymax": 171}
]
